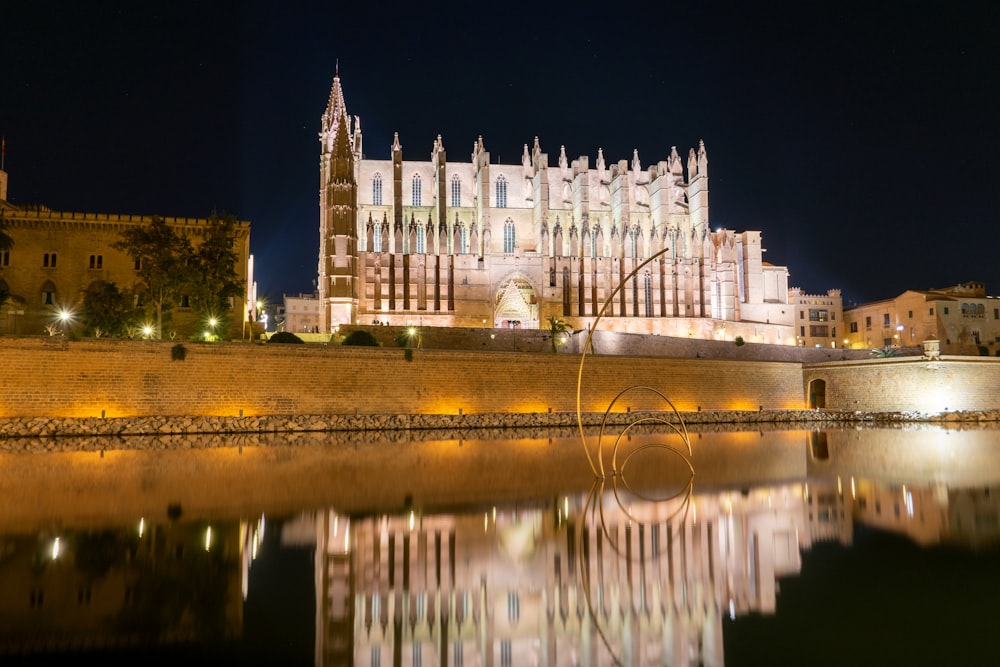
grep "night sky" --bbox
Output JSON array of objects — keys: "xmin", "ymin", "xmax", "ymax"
[{"xmin": 3, "ymin": 1, "xmax": 999, "ymax": 306}]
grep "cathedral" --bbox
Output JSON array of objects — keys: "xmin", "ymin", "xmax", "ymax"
[{"xmin": 318, "ymin": 72, "xmax": 797, "ymax": 345}]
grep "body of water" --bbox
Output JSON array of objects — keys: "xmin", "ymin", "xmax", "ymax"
[{"xmin": 1, "ymin": 424, "xmax": 998, "ymax": 665}]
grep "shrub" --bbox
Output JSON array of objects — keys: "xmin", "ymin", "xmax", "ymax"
[
  {"xmin": 734, "ymin": 336, "xmax": 745, "ymax": 347},
  {"xmin": 268, "ymin": 331, "xmax": 305, "ymax": 344},
  {"xmin": 341, "ymin": 330, "xmax": 379, "ymax": 346}
]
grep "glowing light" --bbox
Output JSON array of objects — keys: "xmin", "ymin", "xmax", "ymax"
[
  {"xmin": 409, "ymin": 510, "xmax": 415, "ymax": 531},
  {"xmin": 142, "ymin": 325, "xmax": 153, "ymax": 338},
  {"xmin": 51, "ymin": 537, "xmax": 61, "ymax": 560},
  {"xmin": 205, "ymin": 526, "xmax": 212, "ymax": 551},
  {"xmin": 209, "ymin": 317, "xmax": 218, "ymax": 328},
  {"xmin": 138, "ymin": 517, "xmax": 145, "ymax": 538},
  {"xmin": 851, "ymin": 477, "xmax": 856, "ymax": 499}
]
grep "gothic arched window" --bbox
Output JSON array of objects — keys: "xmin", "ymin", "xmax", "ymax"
[
  {"xmin": 496, "ymin": 175, "xmax": 508, "ymax": 208},
  {"xmin": 503, "ymin": 218, "xmax": 515, "ymax": 253},
  {"xmin": 372, "ymin": 223, "xmax": 383, "ymax": 252},
  {"xmin": 412, "ymin": 174, "xmax": 422, "ymax": 207},
  {"xmin": 373, "ymin": 173, "xmax": 383, "ymax": 206},
  {"xmin": 451, "ymin": 175, "xmax": 461, "ymax": 208},
  {"xmin": 416, "ymin": 224, "xmax": 426, "ymax": 253}
]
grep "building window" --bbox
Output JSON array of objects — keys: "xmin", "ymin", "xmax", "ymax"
[
  {"xmin": 943, "ymin": 307, "xmax": 949, "ymax": 315},
  {"xmin": 908, "ymin": 310, "xmax": 913, "ymax": 318},
  {"xmin": 412, "ymin": 174, "xmax": 422, "ymax": 206},
  {"xmin": 994, "ymin": 308, "xmax": 998, "ymax": 320},
  {"xmin": 416, "ymin": 225, "xmax": 425, "ymax": 254},
  {"xmin": 883, "ymin": 313, "xmax": 890, "ymax": 326},
  {"xmin": 496, "ymin": 175, "xmax": 507, "ymax": 208},
  {"xmin": 43, "ymin": 253, "xmax": 57, "ymax": 268},
  {"xmin": 453, "ymin": 642, "xmax": 464, "ymax": 667},
  {"xmin": 503, "ymin": 219, "xmax": 515, "ymax": 253},
  {"xmin": 134, "ymin": 258, "xmax": 142, "ymax": 270},
  {"xmin": 929, "ymin": 307, "xmax": 934, "ymax": 315},
  {"xmin": 88, "ymin": 254, "xmax": 103, "ymax": 269},
  {"xmin": 412, "ymin": 644, "xmax": 422, "ymax": 667},
  {"xmin": 865, "ymin": 316, "xmax": 872, "ymax": 328},
  {"xmin": 459, "ymin": 224, "xmax": 468, "ymax": 253},
  {"xmin": 644, "ymin": 272, "xmax": 652, "ymax": 317},
  {"xmin": 372, "ymin": 224, "xmax": 383, "ymax": 252},
  {"xmin": 810, "ymin": 325, "xmax": 829, "ymax": 337},
  {"xmin": 507, "ymin": 592, "xmax": 520, "ymax": 623},
  {"xmin": 0, "ymin": 250, "xmax": 8, "ymax": 266},
  {"xmin": 629, "ymin": 227, "xmax": 638, "ymax": 258},
  {"xmin": 41, "ymin": 281, "xmax": 56, "ymax": 305},
  {"xmin": 451, "ymin": 175, "xmax": 461, "ymax": 208},
  {"xmin": 809, "ymin": 309, "xmax": 828, "ymax": 322},
  {"xmin": 372, "ymin": 173, "xmax": 383, "ymax": 206},
  {"xmin": 850, "ymin": 321, "xmax": 858, "ymax": 333},
  {"xmin": 371, "ymin": 645, "xmax": 380, "ymax": 667},
  {"xmin": 500, "ymin": 640, "xmax": 512, "ymax": 667},
  {"xmin": 181, "ymin": 295, "xmax": 190, "ymax": 308},
  {"xmin": 800, "ymin": 326, "xmax": 805, "ymax": 337}
]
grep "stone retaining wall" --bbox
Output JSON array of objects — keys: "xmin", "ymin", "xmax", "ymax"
[{"xmin": 2, "ymin": 409, "xmax": 998, "ymax": 452}]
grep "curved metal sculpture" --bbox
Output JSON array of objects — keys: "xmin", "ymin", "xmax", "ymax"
[{"xmin": 574, "ymin": 246, "xmax": 696, "ymax": 665}]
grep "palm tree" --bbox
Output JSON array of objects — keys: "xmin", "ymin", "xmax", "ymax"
[{"xmin": 547, "ymin": 316, "xmax": 571, "ymax": 353}]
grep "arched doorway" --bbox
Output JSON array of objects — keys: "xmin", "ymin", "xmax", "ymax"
[
  {"xmin": 494, "ymin": 275, "xmax": 538, "ymax": 329},
  {"xmin": 808, "ymin": 378, "xmax": 826, "ymax": 409}
]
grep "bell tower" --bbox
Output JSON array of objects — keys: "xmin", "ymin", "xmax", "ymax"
[{"xmin": 318, "ymin": 69, "xmax": 359, "ymax": 331}]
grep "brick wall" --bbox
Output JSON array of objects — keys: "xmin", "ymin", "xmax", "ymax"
[{"xmin": 0, "ymin": 337, "xmax": 806, "ymax": 418}]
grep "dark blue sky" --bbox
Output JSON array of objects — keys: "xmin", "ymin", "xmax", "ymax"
[{"xmin": 3, "ymin": 0, "xmax": 999, "ymax": 306}]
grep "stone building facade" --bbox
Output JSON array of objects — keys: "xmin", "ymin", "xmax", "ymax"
[
  {"xmin": 789, "ymin": 288, "xmax": 844, "ymax": 348},
  {"xmin": 843, "ymin": 281, "xmax": 1000, "ymax": 355},
  {"xmin": 0, "ymin": 170, "xmax": 252, "ymax": 337},
  {"xmin": 318, "ymin": 73, "xmax": 798, "ymax": 345}
]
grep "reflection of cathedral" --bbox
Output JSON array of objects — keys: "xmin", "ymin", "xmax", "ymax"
[
  {"xmin": 318, "ymin": 72, "xmax": 795, "ymax": 342},
  {"xmin": 313, "ymin": 481, "xmax": 850, "ymax": 666}
]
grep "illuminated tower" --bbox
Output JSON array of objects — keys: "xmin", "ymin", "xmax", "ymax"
[{"xmin": 318, "ymin": 70, "xmax": 359, "ymax": 331}]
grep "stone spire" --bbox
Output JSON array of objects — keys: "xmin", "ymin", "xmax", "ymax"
[
  {"xmin": 321, "ymin": 70, "xmax": 351, "ymax": 153},
  {"xmin": 697, "ymin": 139, "xmax": 708, "ymax": 177}
]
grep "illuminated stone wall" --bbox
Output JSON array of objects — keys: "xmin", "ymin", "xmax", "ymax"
[
  {"xmin": 0, "ymin": 337, "xmax": 805, "ymax": 419},
  {"xmin": 804, "ymin": 356, "xmax": 1000, "ymax": 412}
]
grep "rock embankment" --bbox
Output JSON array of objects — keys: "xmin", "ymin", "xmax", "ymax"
[{"xmin": 1, "ymin": 408, "xmax": 999, "ymax": 453}]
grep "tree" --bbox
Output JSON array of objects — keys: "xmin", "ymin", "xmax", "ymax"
[
  {"xmin": 187, "ymin": 213, "xmax": 245, "ymax": 337},
  {"xmin": 81, "ymin": 281, "xmax": 139, "ymax": 337},
  {"xmin": 547, "ymin": 316, "xmax": 571, "ymax": 353},
  {"xmin": 113, "ymin": 216, "xmax": 193, "ymax": 339},
  {"xmin": 343, "ymin": 330, "xmax": 379, "ymax": 346},
  {"xmin": 268, "ymin": 331, "xmax": 305, "ymax": 344}
]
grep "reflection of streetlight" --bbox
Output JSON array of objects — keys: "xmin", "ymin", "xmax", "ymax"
[{"xmin": 896, "ymin": 324, "xmax": 904, "ymax": 346}]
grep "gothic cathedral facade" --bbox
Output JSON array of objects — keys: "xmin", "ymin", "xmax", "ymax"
[{"xmin": 318, "ymin": 73, "xmax": 796, "ymax": 344}]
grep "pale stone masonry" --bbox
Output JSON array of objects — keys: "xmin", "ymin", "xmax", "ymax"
[{"xmin": 318, "ymin": 73, "xmax": 803, "ymax": 345}]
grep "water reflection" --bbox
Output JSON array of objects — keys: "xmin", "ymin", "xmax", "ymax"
[{"xmin": 1, "ymin": 426, "xmax": 999, "ymax": 664}]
